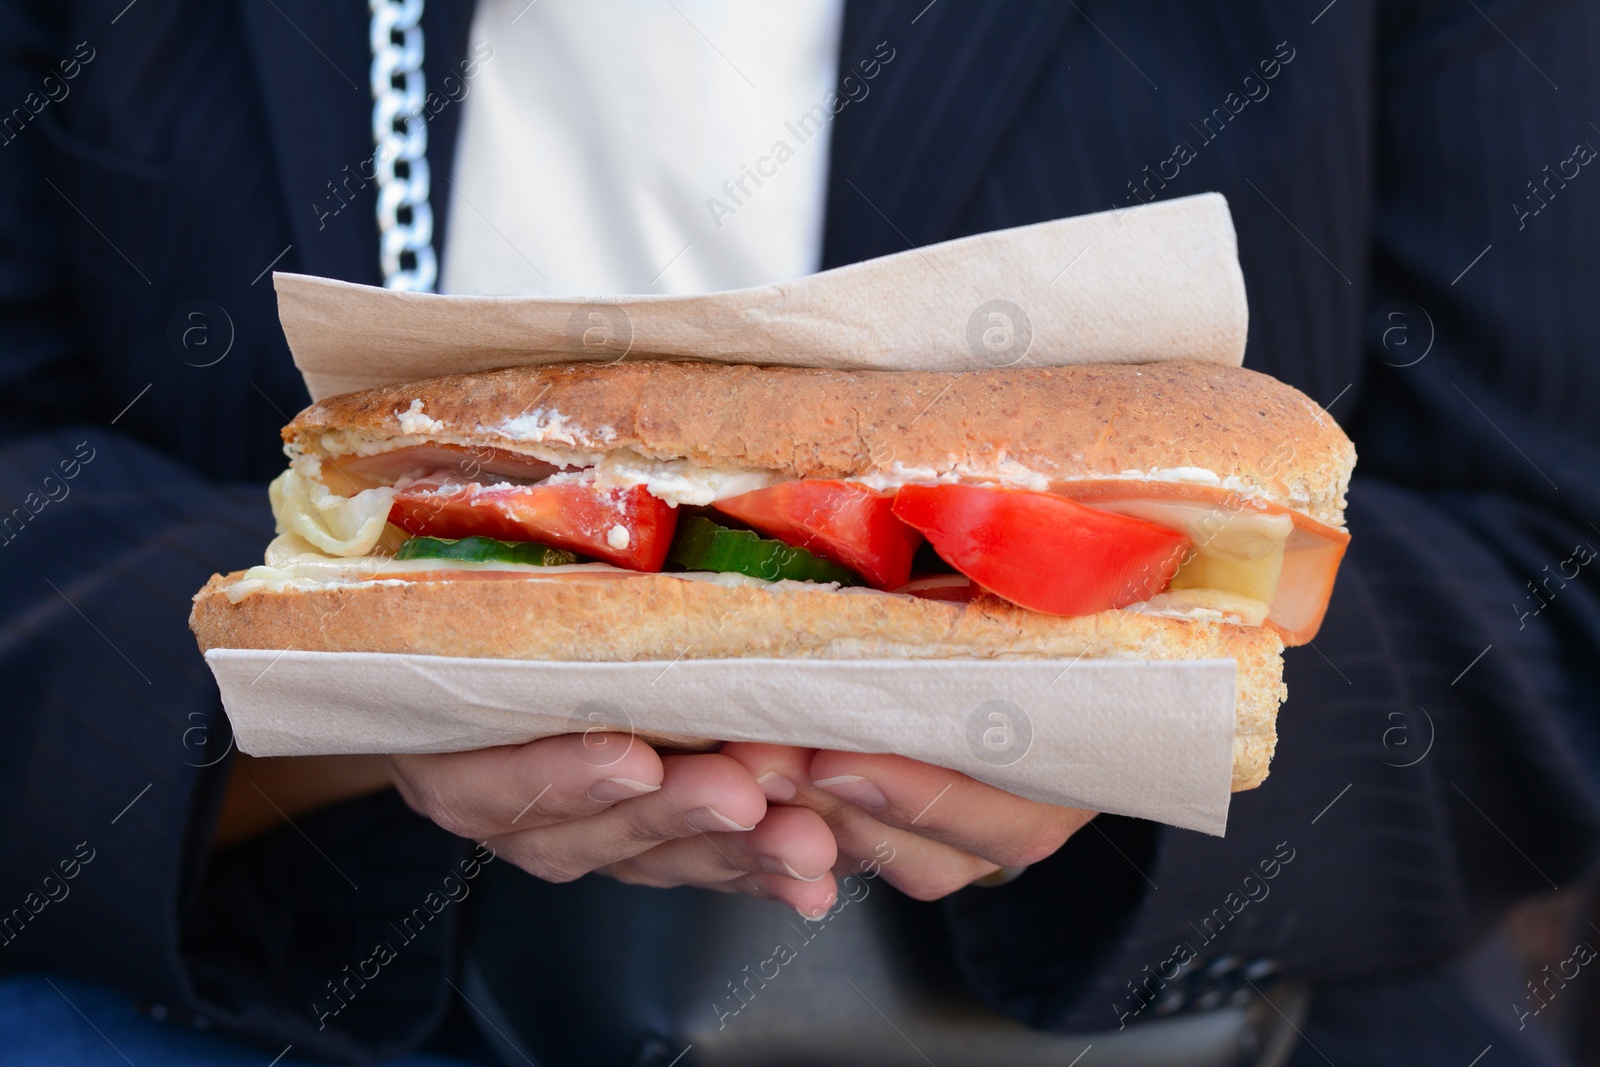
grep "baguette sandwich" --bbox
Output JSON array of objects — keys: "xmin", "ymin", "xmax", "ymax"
[{"xmin": 191, "ymin": 360, "xmax": 1355, "ymax": 790}]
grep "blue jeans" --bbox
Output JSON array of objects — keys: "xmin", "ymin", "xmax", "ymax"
[{"xmin": 0, "ymin": 974, "xmax": 486, "ymax": 1067}]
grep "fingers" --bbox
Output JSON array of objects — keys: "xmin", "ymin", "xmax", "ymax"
[
  {"xmin": 486, "ymin": 753, "xmax": 770, "ymax": 883},
  {"xmin": 807, "ymin": 751, "xmax": 1093, "ymax": 868},
  {"xmin": 721, "ymin": 743, "xmax": 1001, "ymax": 900},
  {"xmin": 387, "ymin": 731, "xmax": 664, "ymax": 839},
  {"xmin": 393, "ymin": 739, "xmax": 839, "ymax": 909},
  {"xmin": 719, "ymin": 743, "xmax": 815, "ymax": 805},
  {"xmin": 393, "ymin": 737, "xmax": 1075, "ymax": 911},
  {"xmin": 721, "ymin": 744, "xmax": 1091, "ymax": 901},
  {"xmin": 818, "ymin": 803, "xmax": 999, "ymax": 901},
  {"xmin": 598, "ymin": 804, "xmax": 840, "ymax": 916}
]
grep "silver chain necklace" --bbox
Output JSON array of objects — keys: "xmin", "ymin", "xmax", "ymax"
[{"xmin": 368, "ymin": 0, "xmax": 437, "ymax": 291}]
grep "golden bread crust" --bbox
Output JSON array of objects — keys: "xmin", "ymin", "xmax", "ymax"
[{"xmin": 287, "ymin": 361, "xmax": 1354, "ymax": 527}]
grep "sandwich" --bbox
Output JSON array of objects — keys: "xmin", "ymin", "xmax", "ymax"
[{"xmin": 191, "ymin": 360, "xmax": 1355, "ymax": 791}]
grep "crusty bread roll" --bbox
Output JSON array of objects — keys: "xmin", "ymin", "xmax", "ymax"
[
  {"xmin": 193, "ymin": 360, "xmax": 1356, "ymax": 793},
  {"xmin": 288, "ymin": 360, "xmax": 1354, "ymax": 526}
]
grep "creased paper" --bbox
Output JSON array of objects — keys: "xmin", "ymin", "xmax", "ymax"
[
  {"xmin": 277, "ymin": 192, "xmax": 1247, "ymax": 401},
  {"xmin": 208, "ymin": 650, "xmax": 1238, "ymax": 835}
]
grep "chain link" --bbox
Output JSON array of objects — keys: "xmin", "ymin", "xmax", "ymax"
[{"xmin": 369, "ymin": 0, "xmax": 437, "ymax": 291}]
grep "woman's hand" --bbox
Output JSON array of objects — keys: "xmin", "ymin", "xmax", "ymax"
[
  {"xmin": 386, "ymin": 733, "xmax": 840, "ymax": 915},
  {"xmin": 722, "ymin": 744, "xmax": 1094, "ymax": 900}
]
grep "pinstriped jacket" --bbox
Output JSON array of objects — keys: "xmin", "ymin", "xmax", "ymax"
[{"xmin": 1, "ymin": 0, "xmax": 1597, "ymax": 1060}]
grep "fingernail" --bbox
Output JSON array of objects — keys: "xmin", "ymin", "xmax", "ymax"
[
  {"xmin": 684, "ymin": 806, "xmax": 756, "ymax": 833},
  {"xmin": 756, "ymin": 772, "xmax": 798, "ymax": 802},
  {"xmin": 587, "ymin": 778, "xmax": 660, "ymax": 803},
  {"xmin": 812, "ymin": 774, "xmax": 887, "ymax": 810},
  {"xmin": 794, "ymin": 894, "xmax": 837, "ymax": 920},
  {"xmin": 759, "ymin": 855, "xmax": 825, "ymax": 882}
]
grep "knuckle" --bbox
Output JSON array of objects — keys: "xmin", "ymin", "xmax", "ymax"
[
  {"xmin": 616, "ymin": 804, "xmax": 686, "ymax": 846},
  {"xmin": 813, "ymin": 795, "xmax": 865, "ymax": 829},
  {"xmin": 604, "ymin": 862, "xmax": 681, "ymax": 890},
  {"xmin": 390, "ymin": 776, "xmax": 430, "ymax": 819},
  {"xmin": 896, "ymin": 879, "xmax": 950, "ymax": 903},
  {"xmin": 1008, "ymin": 837, "xmax": 1067, "ymax": 867},
  {"xmin": 702, "ymin": 850, "xmax": 751, "ymax": 879},
  {"xmin": 538, "ymin": 864, "xmax": 588, "ymax": 885},
  {"xmin": 532, "ymin": 791, "xmax": 597, "ymax": 824},
  {"xmin": 414, "ymin": 790, "xmax": 478, "ymax": 840},
  {"xmin": 895, "ymin": 867, "xmax": 983, "ymax": 902},
  {"xmin": 512, "ymin": 840, "xmax": 589, "ymax": 884}
]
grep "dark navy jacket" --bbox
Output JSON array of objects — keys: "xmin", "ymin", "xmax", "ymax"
[{"xmin": 2, "ymin": 0, "xmax": 1598, "ymax": 1061}]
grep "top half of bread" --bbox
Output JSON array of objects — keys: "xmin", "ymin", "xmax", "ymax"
[{"xmin": 287, "ymin": 360, "xmax": 1356, "ymax": 528}]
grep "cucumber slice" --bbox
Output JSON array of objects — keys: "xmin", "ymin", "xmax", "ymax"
[
  {"xmin": 668, "ymin": 516, "xmax": 861, "ymax": 585},
  {"xmin": 395, "ymin": 535, "xmax": 579, "ymax": 566}
]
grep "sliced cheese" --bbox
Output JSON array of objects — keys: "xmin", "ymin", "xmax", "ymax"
[{"xmin": 1080, "ymin": 497, "xmax": 1293, "ymax": 607}]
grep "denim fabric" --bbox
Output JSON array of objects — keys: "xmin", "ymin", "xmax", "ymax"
[{"xmin": 0, "ymin": 975, "xmax": 492, "ymax": 1067}]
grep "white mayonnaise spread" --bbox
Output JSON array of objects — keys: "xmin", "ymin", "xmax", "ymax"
[
  {"xmin": 496, "ymin": 408, "xmax": 617, "ymax": 448},
  {"xmin": 845, "ymin": 460, "xmax": 1269, "ymax": 500},
  {"xmin": 585, "ymin": 455, "xmax": 775, "ymax": 506},
  {"xmin": 1119, "ymin": 465, "xmax": 1220, "ymax": 485},
  {"xmin": 390, "ymin": 476, "xmax": 523, "ymax": 496},
  {"xmin": 1121, "ymin": 588, "xmax": 1271, "ymax": 627},
  {"xmin": 848, "ymin": 460, "xmax": 1048, "ymax": 493},
  {"xmin": 379, "ymin": 454, "xmax": 776, "ymax": 508},
  {"xmin": 1100, "ymin": 466, "xmax": 1270, "ymax": 500},
  {"xmin": 395, "ymin": 399, "xmax": 446, "ymax": 436}
]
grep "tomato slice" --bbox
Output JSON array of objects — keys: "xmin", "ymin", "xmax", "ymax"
[
  {"xmin": 890, "ymin": 484, "xmax": 1190, "ymax": 617},
  {"xmin": 713, "ymin": 479, "xmax": 923, "ymax": 590},
  {"xmin": 389, "ymin": 479, "xmax": 676, "ymax": 571}
]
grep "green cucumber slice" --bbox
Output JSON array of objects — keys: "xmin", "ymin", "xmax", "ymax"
[
  {"xmin": 667, "ymin": 516, "xmax": 860, "ymax": 585},
  {"xmin": 395, "ymin": 536, "xmax": 579, "ymax": 567}
]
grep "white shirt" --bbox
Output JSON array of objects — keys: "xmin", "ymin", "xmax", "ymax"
[{"xmin": 439, "ymin": 0, "xmax": 844, "ymax": 297}]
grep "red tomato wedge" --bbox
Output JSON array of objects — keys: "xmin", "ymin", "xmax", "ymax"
[
  {"xmin": 890, "ymin": 484, "xmax": 1191, "ymax": 617},
  {"xmin": 713, "ymin": 479, "xmax": 923, "ymax": 590},
  {"xmin": 389, "ymin": 480, "xmax": 676, "ymax": 571}
]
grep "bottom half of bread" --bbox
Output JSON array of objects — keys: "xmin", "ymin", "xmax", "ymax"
[{"xmin": 191, "ymin": 572, "xmax": 1286, "ymax": 791}]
